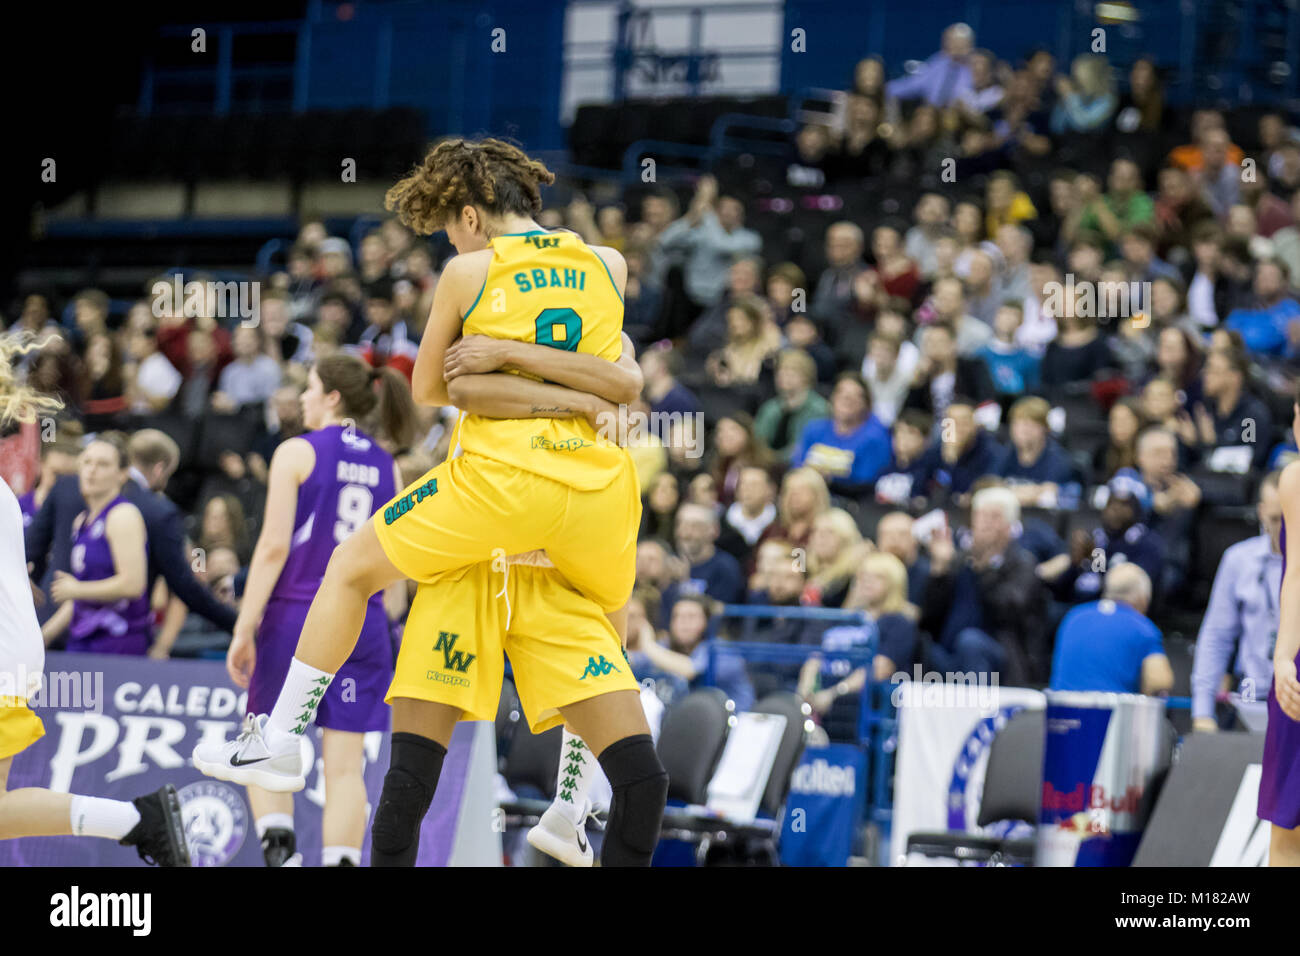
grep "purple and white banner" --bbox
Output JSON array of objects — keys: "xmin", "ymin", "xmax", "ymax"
[{"xmin": 0, "ymin": 652, "xmax": 492, "ymax": 866}]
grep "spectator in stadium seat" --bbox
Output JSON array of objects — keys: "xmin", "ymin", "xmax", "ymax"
[
  {"xmin": 862, "ymin": 330, "xmax": 914, "ymax": 426},
  {"xmin": 984, "ymin": 171, "xmax": 1037, "ymax": 239},
  {"xmin": 125, "ymin": 320, "xmax": 181, "ymax": 414},
  {"xmin": 704, "ymin": 295, "xmax": 781, "ymax": 389},
  {"xmin": 904, "ymin": 322, "xmax": 996, "ymax": 420},
  {"xmin": 660, "ymin": 503, "xmax": 746, "ymax": 612},
  {"xmin": 828, "ymin": 95, "xmax": 891, "ymax": 182},
  {"xmin": 687, "ymin": 254, "xmax": 764, "ymax": 355},
  {"xmin": 721, "ymin": 466, "xmax": 777, "ymax": 561},
  {"xmin": 764, "ymin": 261, "xmax": 806, "ymax": 329},
  {"xmin": 1154, "ymin": 165, "xmax": 1217, "ymax": 259},
  {"xmin": 1120, "ymin": 223, "xmax": 1182, "ymax": 284},
  {"xmin": 998, "ymin": 396, "xmax": 1080, "ymax": 508},
  {"xmin": 640, "ymin": 471, "xmax": 681, "ymax": 542},
  {"xmin": 1225, "ymin": 259, "xmax": 1300, "ymax": 357},
  {"xmin": 357, "ymin": 278, "xmax": 419, "ymax": 382},
  {"xmin": 905, "ymin": 193, "xmax": 952, "ymax": 279},
  {"xmin": 1270, "ymin": 191, "xmax": 1300, "ymax": 287},
  {"xmin": 962, "ymin": 249, "xmax": 1003, "ymax": 328},
  {"xmin": 921, "ymin": 485, "xmax": 1050, "ymax": 684},
  {"xmin": 69, "ymin": 288, "xmax": 110, "ymax": 350},
  {"xmin": 707, "ymin": 413, "xmax": 774, "ymax": 508},
  {"xmin": 913, "ymin": 398, "xmax": 1007, "ymax": 506},
  {"xmin": 1049, "ymin": 54, "xmax": 1117, "ymax": 137},
  {"xmin": 874, "ymin": 410, "xmax": 932, "ymax": 508},
  {"xmin": 1043, "ymin": 468, "xmax": 1167, "ymax": 610},
  {"xmin": 640, "ymin": 345, "xmax": 700, "ymax": 442},
  {"xmin": 636, "ymin": 538, "xmax": 687, "ymax": 625},
  {"xmin": 1194, "ymin": 346, "xmax": 1274, "ymax": 470},
  {"xmin": 1191, "ymin": 470, "xmax": 1284, "ymax": 730},
  {"xmin": 885, "ymin": 22, "xmax": 974, "ymax": 109},
  {"xmin": 811, "ymin": 221, "xmax": 866, "ymax": 323},
  {"xmin": 1192, "ymin": 126, "xmax": 1243, "ymax": 219},
  {"xmin": 853, "ymin": 224, "xmax": 922, "ymax": 317},
  {"xmin": 81, "ymin": 331, "xmax": 128, "ymax": 433},
  {"xmin": 790, "ymin": 372, "xmax": 892, "ymax": 497},
  {"xmin": 1049, "ymin": 563, "xmax": 1173, "ymax": 695},
  {"xmin": 803, "ymin": 508, "xmax": 868, "ymax": 608},
  {"xmin": 629, "ymin": 593, "xmax": 754, "ymax": 712},
  {"xmin": 994, "ymin": 223, "xmax": 1034, "ymax": 303},
  {"xmin": 954, "ymin": 48, "xmax": 1003, "ymax": 119},
  {"xmin": 977, "ymin": 302, "xmax": 1041, "ymax": 397},
  {"xmin": 657, "ymin": 175, "xmax": 761, "ymax": 314},
  {"xmin": 619, "ymin": 243, "xmax": 663, "ymax": 349},
  {"xmin": 259, "ymin": 290, "xmax": 314, "ymax": 368},
  {"xmin": 1040, "ymin": 312, "xmax": 1114, "ymax": 387},
  {"xmin": 754, "ymin": 349, "xmax": 829, "ymax": 461},
  {"xmin": 1135, "ymin": 426, "xmax": 1201, "ymax": 601},
  {"xmin": 784, "ymin": 311, "xmax": 837, "ymax": 385},
  {"xmin": 1087, "ymin": 394, "xmax": 1139, "ymax": 476},
  {"xmin": 914, "ymin": 277, "xmax": 993, "ymax": 357},
  {"xmin": 212, "ymin": 324, "xmax": 282, "ymax": 412},
  {"xmin": 875, "ymin": 510, "xmax": 931, "ymax": 606},
  {"xmin": 197, "ymin": 493, "xmax": 251, "ymax": 566},
  {"xmin": 1076, "ymin": 158, "xmax": 1155, "ymax": 248},
  {"xmin": 758, "ymin": 466, "xmax": 830, "ymax": 554},
  {"xmin": 798, "ymin": 551, "xmax": 920, "ymax": 723}
]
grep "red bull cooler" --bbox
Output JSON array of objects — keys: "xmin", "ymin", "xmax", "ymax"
[{"xmin": 1036, "ymin": 692, "xmax": 1170, "ymax": 867}]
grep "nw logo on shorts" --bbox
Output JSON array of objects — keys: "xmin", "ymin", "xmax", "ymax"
[
  {"xmin": 384, "ymin": 478, "xmax": 438, "ymax": 525},
  {"xmin": 435, "ymin": 631, "xmax": 476, "ymax": 673},
  {"xmin": 579, "ymin": 655, "xmax": 621, "ymax": 680}
]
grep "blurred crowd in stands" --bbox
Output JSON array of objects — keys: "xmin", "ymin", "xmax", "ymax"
[{"xmin": 4, "ymin": 21, "xmax": 1299, "ymax": 742}]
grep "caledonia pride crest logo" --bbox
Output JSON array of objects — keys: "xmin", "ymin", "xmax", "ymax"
[{"xmin": 178, "ymin": 780, "xmax": 248, "ymax": 866}]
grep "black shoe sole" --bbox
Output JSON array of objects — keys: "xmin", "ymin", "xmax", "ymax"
[{"xmin": 157, "ymin": 784, "xmax": 192, "ymax": 867}]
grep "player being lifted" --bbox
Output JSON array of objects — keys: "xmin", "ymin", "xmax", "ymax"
[
  {"xmin": 196, "ymin": 138, "xmax": 668, "ymax": 866},
  {"xmin": 0, "ymin": 334, "xmax": 189, "ymax": 866}
]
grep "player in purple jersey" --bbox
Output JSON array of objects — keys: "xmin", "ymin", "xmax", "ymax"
[
  {"xmin": 1260, "ymin": 388, "xmax": 1300, "ymax": 866},
  {"xmin": 205, "ymin": 353, "xmax": 416, "ymax": 867},
  {"xmin": 39, "ymin": 436, "xmax": 152, "ymax": 656}
]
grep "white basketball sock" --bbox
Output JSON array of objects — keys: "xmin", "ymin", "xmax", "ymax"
[
  {"xmin": 322, "ymin": 845, "xmax": 361, "ymax": 866},
  {"xmin": 553, "ymin": 728, "xmax": 595, "ymax": 826},
  {"xmin": 70, "ymin": 795, "xmax": 141, "ymax": 840},
  {"xmin": 255, "ymin": 813, "xmax": 294, "ymax": 838},
  {"xmin": 267, "ymin": 658, "xmax": 334, "ymax": 740}
]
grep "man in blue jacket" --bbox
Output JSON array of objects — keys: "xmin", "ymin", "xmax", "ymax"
[
  {"xmin": 25, "ymin": 429, "xmax": 238, "ymax": 641},
  {"xmin": 791, "ymin": 372, "xmax": 892, "ymax": 498}
]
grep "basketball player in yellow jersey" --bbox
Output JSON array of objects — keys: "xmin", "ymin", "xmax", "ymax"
[{"xmin": 200, "ymin": 139, "xmax": 667, "ymax": 866}]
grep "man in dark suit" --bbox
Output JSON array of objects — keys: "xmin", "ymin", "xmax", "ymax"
[{"xmin": 26, "ymin": 429, "xmax": 237, "ymax": 640}]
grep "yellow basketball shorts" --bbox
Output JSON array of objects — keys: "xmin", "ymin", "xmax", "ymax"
[
  {"xmin": 372, "ymin": 452, "xmax": 641, "ymax": 614},
  {"xmin": 0, "ymin": 696, "xmax": 45, "ymax": 761},
  {"xmin": 386, "ymin": 562, "xmax": 638, "ymax": 734}
]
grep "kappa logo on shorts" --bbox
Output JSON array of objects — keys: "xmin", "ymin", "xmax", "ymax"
[
  {"xmin": 383, "ymin": 478, "xmax": 438, "ymax": 525},
  {"xmin": 579, "ymin": 655, "xmax": 621, "ymax": 680},
  {"xmin": 435, "ymin": 631, "xmax": 476, "ymax": 673}
]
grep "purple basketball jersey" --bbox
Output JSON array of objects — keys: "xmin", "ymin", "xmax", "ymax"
[
  {"xmin": 269, "ymin": 424, "xmax": 396, "ymax": 605},
  {"xmin": 67, "ymin": 496, "xmax": 152, "ymax": 655},
  {"xmin": 1260, "ymin": 517, "xmax": 1300, "ymax": 829}
]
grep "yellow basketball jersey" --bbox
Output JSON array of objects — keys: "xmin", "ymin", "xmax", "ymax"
[{"xmin": 458, "ymin": 229, "xmax": 627, "ymax": 490}]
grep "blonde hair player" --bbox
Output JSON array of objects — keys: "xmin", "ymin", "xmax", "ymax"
[
  {"xmin": 194, "ymin": 138, "xmax": 668, "ymax": 867},
  {"xmin": 0, "ymin": 333, "xmax": 189, "ymax": 865}
]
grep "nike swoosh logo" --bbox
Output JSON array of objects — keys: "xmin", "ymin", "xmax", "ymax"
[
  {"xmin": 576, "ymin": 830, "xmax": 587, "ymax": 853},
  {"xmin": 230, "ymin": 755, "xmax": 270, "ymax": 767}
]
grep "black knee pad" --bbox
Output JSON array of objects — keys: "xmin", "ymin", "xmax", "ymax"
[
  {"xmin": 598, "ymin": 734, "xmax": 669, "ymax": 865},
  {"xmin": 370, "ymin": 732, "xmax": 446, "ymax": 866}
]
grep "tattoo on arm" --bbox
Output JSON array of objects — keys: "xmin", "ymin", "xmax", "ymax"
[{"xmin": 530, "ymin": 405, "xmax": 573, "ymax": 414}]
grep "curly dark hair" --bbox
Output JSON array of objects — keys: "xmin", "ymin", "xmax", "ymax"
[{"xmin": 384, "ymin": 138, "xmax": 556, "ymax": 235}]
